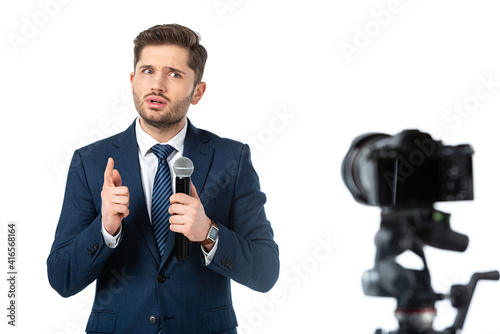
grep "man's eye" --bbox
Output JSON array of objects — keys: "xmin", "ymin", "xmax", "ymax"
[
  {"xmin": 169, "ymin": 73, "xmax": 181, "ymax": 78},
  {"xmin": 143, "ymin": 69, "xmax": 153, "ymax": 74}
]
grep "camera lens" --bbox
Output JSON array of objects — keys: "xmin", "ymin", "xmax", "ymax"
[{"xmin": 341, "ymin": 133, "xmax": 389, "ymax": 206}]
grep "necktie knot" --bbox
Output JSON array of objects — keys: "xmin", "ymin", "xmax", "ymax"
[{"xmin": 150, "ymin": 144, "xmax": 175, "ymax": 163}]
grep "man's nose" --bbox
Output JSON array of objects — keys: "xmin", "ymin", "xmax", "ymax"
[{"xmin": 151, "ymin": 74, "xmax": 167, "ymax": 93}]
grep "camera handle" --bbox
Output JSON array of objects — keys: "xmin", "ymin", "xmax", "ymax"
[{"xmin": 445, "ymin": 271, "xmax": 499, "ymax": 333}]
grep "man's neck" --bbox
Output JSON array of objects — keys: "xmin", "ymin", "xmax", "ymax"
[{"xmin": 138, "ymin": 117, "xmax": 186, "ymax": 143}]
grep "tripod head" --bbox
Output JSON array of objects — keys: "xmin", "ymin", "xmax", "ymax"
[{"xmin": 365, "ymin": 206, "xmax": 498, "ymax": 334}]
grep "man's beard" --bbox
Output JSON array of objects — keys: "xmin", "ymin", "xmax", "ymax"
[{"xmin": 133, "ymin": 89, "xmax": 193, "ymax": 132}]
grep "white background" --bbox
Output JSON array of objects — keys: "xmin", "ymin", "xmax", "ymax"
[{"xmin": 1, "ymin": 0, "xmax": 500, "ymax": 333}]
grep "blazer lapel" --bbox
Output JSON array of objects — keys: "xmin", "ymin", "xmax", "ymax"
[
  {"xmin": 183, "ymin": 119, "xmax": 214, "ymax": 196},
  {"xmin": 113, "ymin": 122, "xmax": 161, "ymax": 264},
  {"xmin": 160, "ymin": 119, "xmax": 214, "ymax": 264}
]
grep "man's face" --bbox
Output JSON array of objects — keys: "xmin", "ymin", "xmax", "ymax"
[{"xmin": 130, "ymin": 44, "xmax": 205, "ymax": 132}]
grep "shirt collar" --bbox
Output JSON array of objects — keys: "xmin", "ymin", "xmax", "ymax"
[{"xmin": 135, "ymin": 117, "xmax": 187, "ymax": 157}]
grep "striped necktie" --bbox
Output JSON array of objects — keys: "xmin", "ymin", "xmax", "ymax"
[{"xmin": 150, "ymin": 144, "xmax": 175, "ymax": 257}]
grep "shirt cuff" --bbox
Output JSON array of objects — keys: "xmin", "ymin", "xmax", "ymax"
[
  {"xmin": 101, "ymin": 221, "xmax": 122, "ymax": 248},
  {"xmin": 201, "ymin": 236, "xmax": 219, "ymax": 265}
]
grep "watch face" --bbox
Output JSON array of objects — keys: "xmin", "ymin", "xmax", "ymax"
[{"xmin": 208, "ymin": 225, "xmax": 219, "ymax": 241}]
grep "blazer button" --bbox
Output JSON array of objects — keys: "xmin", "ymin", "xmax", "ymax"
[
  {"xmin": 149, "ymin": 315, "xmax": 157, "ymax": 324},
  {"xmin": 157, "ymin": 275, "xmax": 166, "ymax": 283}
]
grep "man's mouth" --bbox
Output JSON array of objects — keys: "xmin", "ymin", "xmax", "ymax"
[{"xmin": 146, "ymin": 95, "xmax": 168, "ymax": 108}]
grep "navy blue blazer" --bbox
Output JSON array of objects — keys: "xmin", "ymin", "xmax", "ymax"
[{"xmin": 47, "ymin": 120, "xmax": 279, "ymax": 333}]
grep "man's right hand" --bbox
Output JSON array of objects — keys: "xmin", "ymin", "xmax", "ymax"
[{"xmin": 101, "ymin": 157, "xmax": 129, "ymax": 236}]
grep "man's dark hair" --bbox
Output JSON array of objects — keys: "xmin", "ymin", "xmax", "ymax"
[{"xmin": 133, "ymin": 24, "xmax": 208, "ymax": 85}]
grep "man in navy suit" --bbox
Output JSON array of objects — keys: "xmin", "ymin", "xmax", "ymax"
[{"xmin": 47, "ymin": 24, "xmax": 279, "ymax": 333}]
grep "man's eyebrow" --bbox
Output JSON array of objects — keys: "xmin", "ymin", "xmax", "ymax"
[
  {"xmin": 165, "ymin": 66, "xmax": 187, "ymax": 74},
  {"xmin": 138, "ymin": 64, "xmax": 187, "ymax": 74}
]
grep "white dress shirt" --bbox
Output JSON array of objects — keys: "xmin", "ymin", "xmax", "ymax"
[{"xmin": 102, "ymin": 117, "xmax": 217, "ymax": 264}]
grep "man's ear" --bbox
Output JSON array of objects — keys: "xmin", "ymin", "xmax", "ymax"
[
  {"xmin": 130, "ymin": 72, "xmax": 135, "ymax": 94},
  {"xmin": 191, "ymin": 82, "xmax": 207, "ymax": 105}
]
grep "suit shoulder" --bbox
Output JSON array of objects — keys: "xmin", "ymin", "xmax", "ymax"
[
  {"xmin": 197, "ymin": 127, "xmax": 247, "ymax": 152},
  {"xmin": 75, "ymin": 123, "xmax": 133, "ymax": 157}
]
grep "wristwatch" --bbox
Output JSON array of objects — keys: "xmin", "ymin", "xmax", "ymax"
[{"xmin": 205, "ymin": 222, "xmax": 219, "ymax": 243}]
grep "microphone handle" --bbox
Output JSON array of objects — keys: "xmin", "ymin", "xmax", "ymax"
[{"xmin": 175, "ymin": 176, "xmax": 191, "ymax": 261}]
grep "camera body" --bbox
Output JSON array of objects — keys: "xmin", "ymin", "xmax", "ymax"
[{"xmin": 342, "ymin": 129, "xmax": 474, "ymax": 208}]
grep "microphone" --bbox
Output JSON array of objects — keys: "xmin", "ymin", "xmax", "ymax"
[{"xmin": 173, "ymin": 157, "xmax": 194, "ymax": 261}]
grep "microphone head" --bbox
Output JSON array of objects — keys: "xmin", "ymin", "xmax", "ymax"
[{"xmin": 173, "ymin": 157, "xmax": 194, "ymax": 177}]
